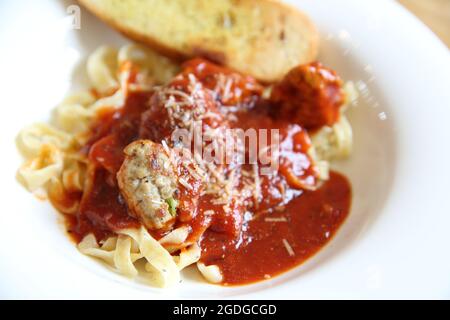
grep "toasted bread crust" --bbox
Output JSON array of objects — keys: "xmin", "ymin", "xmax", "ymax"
[{"xmin": 78, "ymin": 0, "xmax": 318, "ymax": 82}]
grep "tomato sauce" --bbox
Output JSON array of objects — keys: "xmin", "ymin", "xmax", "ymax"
[
  {"xmin": 57, "ymin": 58, "xmax": 351, "ymax": 286},
  {"xmin": 199, "ymin": 171, "xmax": 351, "ymax": 285}
]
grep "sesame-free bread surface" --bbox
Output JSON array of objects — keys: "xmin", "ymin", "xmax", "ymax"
[{"xmin": 79, "ymin": 0, "xmax": 319, "ymax": 82}]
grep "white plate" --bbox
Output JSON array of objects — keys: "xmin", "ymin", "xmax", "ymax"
[{"xmin": 0, "ymin": 0, "xmax": 449, "ymax": 299}]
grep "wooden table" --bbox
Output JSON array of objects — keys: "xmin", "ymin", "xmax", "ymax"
[{"xmin": 398, "ymin": 0, "xmax": 450, "ymax": 47}]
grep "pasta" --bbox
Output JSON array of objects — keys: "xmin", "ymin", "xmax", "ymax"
[
  {"xmin": 159, "ymin": 225, "xmax": 191, "ymax": 253},
  {"xmin": 16, "ymin": 45, "xmax": 189, "ymax": 287},
  {"xmin": 175, "ymin": 243, "xmax": 201, "ymax": 270},
  {"xmin": 52, "ymin": 98, "xmax": 95, "ymax": 135},
  {"xmin": 87, "ymin": 46, "xmax": 119, "ymax": 92},
  {"xmin": 16, "ymin": 44, "xmax": 355, "ymax": 287},
  {"xmin": 47, "ymin": 178, "xmax": 80, "ymax": 215},
  {"xmin": 78, "ymin": 226, "xmax": 202, "ymax": 287},
  {"xmin": 311, "ymin": 115, "xmax": 353, "ymax": 161},
  {"xmin": 118, "ymin": 44, "xmax": 180, "ymax": 86},
  {"xmin": 121, "ymin": 227, "xmax": 180, "ymax": 287},
  {"xmin": 16, "ymin": 123, "xmax": 74, "ymax": 158},
  {"xmin": 17, "ymin": 144, "xmax": 64, "ymax": 192},
  {"xmin": 197, "ymin": 262, "xmax": 223, "ymax": 284}
]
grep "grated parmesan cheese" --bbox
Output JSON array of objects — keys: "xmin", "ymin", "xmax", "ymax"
[
  {"xmin": 282, "ymin": 239, "xmax": 295, "ymax": 257},
  {"xmin": 178, "ymin": 177, "xmax": 193, "ymax": 190},
  {"xmin": 264, "ymin": 217, "xmax": 287, "ymax": 222},
  {"xmin": 203, "ymin": 210, "xmax": 215, "ymax": 216}
]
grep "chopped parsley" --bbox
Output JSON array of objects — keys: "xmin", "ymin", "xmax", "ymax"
[{"xmin": 166, "ymin": 197, "xmax": 178, "ymax": 216}]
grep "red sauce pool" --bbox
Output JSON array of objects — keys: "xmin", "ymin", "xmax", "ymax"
[{"xmin": 199, "ymin": 171, "xmax": 351, "ymax": 285}]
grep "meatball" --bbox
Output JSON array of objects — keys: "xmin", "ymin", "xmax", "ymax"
[
  {"xmin": 270, "ymin": 62, "xmax": 345, "ymax": 130},
  {"xmin": 117, "ymin": 139, "xmax": 205, "ymax": 230},
  {"xmin": 117, "ymin": 140, "xmax": 178, "ymax": 230},
  {"xmin": 139, "ymin": 69, "xmax": 226, "ymax": 143},
  {"xmin": 182, "ymin": 58, "xmax": 263, "ymax": 107}
]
